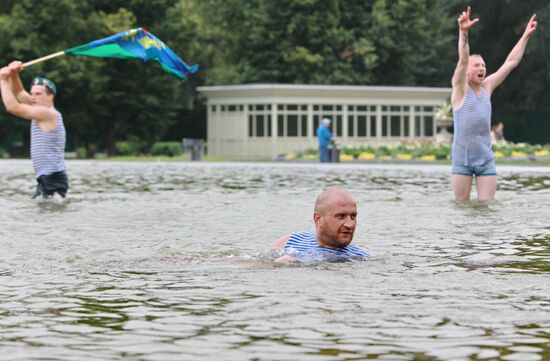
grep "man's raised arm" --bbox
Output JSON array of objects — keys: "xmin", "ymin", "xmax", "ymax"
[
  {"xmin": 451, "ymin": 6, "xmax": 479, "ymax": 110},
  {"xmin": 0, "ymin": 65, "xmax": 56, "ymax": 127},
  {"xmin": 9, "ymin": 61, "xmax": 31, "ymax": 105},
  {"xmin": 1, "ymin": 66, "xmax": 19, "ymax": 113},
  {"xmin": 484, "ymin": 14, "xmax": 538, "ymax": 95}
]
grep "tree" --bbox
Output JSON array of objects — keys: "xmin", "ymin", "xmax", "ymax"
[
  {"xmin": 366, "ymin": 0, "xmax": 454, "ymax": 86},
  {"xmin": 0, "ymin": 0, "xmax": 95, "ymax": 153},
  {"xmin": 191, "ymin": 0, "xmax": 453, "ymax": 86}
]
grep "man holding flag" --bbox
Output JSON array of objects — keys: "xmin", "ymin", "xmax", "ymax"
[
  {"xmin": 0, "ymin": 61, "xmax": 68, "ymax": 199},
  {"xmin": 0, "ymin": 28, "xmax": 196, "ymax": 199}
]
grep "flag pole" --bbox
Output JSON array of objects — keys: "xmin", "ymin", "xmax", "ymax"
[{"xmin": 22, "ymin": 51, "xmax": 65, "ymax": 68}]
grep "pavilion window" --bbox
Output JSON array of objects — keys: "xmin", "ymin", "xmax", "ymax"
[
  {"xmin": 256, "ymin": 115, "xmax": 265, "ymax": 137},
  {"xmin": 335, "ymin": 116, "xmax": 342, "ymax": 136},
  {"xmin": 247, "ymin": 104, "xmax": 272, "ymax": 138},
  {"xmin": 358, "ymin": 115, "xmax": 367, "ymax": 137},
  {"xmin": 277, "ymin": 115, "xmax": 284, "ymax": 137},
  {"xmin": 276, "ymin": 104, "xmax": 309, "ymax": 137},
  {"xmin": 370, "ymin": 115, "xmax": 377, "ymax": 137},
  {"xmin": 287, "ymin": 115, "xmax": 299, "ymax": 137},
  {"xmin": 391, "ymin": 115, "xmax": 400, "ymax": 137},
  {"xmin": 425, "ymin": 116, "xmax": 434, "ymax": 136}
]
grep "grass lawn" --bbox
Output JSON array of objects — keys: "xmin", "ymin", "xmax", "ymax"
[
  {"xmin": 99, "ymin": 155, "xmax": 227, "ymax": 162},
  {"xmin": 93, "ymin": 156, "xmax": 550, "ymax": 167}
]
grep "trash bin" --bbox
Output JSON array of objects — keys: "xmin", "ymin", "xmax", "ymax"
[
  {"xmin": 182, "ymin": 138, "xmax": 204, "ymax": 161},
  {"xmin": 328, "ymin": 140, "xmax": 340, "ymax": 163}
]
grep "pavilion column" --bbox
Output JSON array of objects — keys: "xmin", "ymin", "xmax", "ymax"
[
  {"xmin": 342, "ymin": 105, "xmax": 348, "ymax": 144},
  {"xmin": 271, "ymin": 103, "xmax": 277, "ymax": 159},
  {"xmin": 376, "ymin": 105, "xmax": 382, "ymax": 142},
  {"xmin": 409, "ymin": 106, "xmax": 415, "ymax": 139}
]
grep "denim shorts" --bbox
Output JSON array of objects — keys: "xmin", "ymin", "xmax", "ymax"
[{"xmin": 451, "ymin": 159, "xmax": 496, "ymax": 177}]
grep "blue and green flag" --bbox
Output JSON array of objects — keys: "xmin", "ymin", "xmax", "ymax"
[{"xmin": 65, "ymin": 28, "xmax": 198, "ymax": 80}]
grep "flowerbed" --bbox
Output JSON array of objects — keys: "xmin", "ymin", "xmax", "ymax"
[{"xmin": 285, "ymin": 141, "xmax": 550, "ymax": 162}]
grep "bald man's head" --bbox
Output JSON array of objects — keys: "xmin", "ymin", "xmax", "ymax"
[
  {"xmin": 314, "ymin": 187, "xmax": 356, "ymax": 215},
  {"xmin": 313, "ymin": 187, "xmax": 358, "ymax": 248}
]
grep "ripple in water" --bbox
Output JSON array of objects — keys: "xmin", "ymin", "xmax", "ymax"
[{"xmin": 0, "ymin": 160, "xmax": 549, "ymax": 360}]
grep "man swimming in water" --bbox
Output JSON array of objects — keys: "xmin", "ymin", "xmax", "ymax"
[{"xmin": 271, "ymin": 187, "xmax": 369, "ymax": 262}]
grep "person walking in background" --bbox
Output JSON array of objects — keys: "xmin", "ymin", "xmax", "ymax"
[
  {"xmin": 491, "ymin": 124, "xmax": 497, "ymax": 144},
  {"xmin": 317, "ymin": 117, "xmax": 333, "ymax": 163},
  {"xmin": 450, "ymin": 7, "xmax": 537, "ymax": 201},
  {"xmin": 0, "ymin": 61, "xmax": 68, "ymax": 199},
  {"xmin": 492, "ymin": 122, "xmax": 506, "ymax": 143},
  {"xmin": 491, "ymin": 122, "xmax": 506, "ymax": 144}
]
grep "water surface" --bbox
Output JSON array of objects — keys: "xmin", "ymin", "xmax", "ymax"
[{"xmin": 0, "ymin": 160, "xmax": 549, "ymax": 360}]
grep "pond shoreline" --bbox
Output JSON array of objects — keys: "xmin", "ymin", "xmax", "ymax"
[
  {"xmin": 2, "ymin": 157, "xmax": 550, "ymax": 167},
  {"xmin": 2, "ymin": 158, "xmax": 550, "ymax": 174}
]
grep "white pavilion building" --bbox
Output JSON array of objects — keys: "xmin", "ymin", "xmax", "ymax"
[{"xmin": 197, "ymin": 83, "xmax": 451, "ymax": 160}]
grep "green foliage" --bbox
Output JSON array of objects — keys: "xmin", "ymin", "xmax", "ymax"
[
  {"xmin": 362, "ymin": 0, "xmax": 452, "ymax": 85},
  {"xmin": 1, "ymin": 0, "xmax": 549, "ymax": 152},
  {"xmin": 197, "ymin": 0, "xmax": 453, "ymax": 86},
  {"xmin": 334, "ymin": 141, "xmax": 549, "ymax": 161},
  {"xmin": 75, "ymin": 147, "xmax": 87, "ymax": 159},
  {"xmin": 344, "ymin": 147, "xmax": 362, "ymax": 159},
  {"xmin": 151, "ymin": 141, "xmax": 183, "ymax": 157},
  {"xmin": 116, "ymin": 141, "xmax": 142, "ymax": 156},
  {"xmin": 375, "ymin": 145, "xmax": 392, "ymax": 157},
  {"xmin": 408, "ymin": 142, "xmax": 450, "ymax": 160},
  {"xmin": 340, "ymin": 142, "xmax": 439, "ymax": 159}
]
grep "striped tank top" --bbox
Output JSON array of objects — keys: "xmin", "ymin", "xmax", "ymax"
[
  {"xmin": 452, "ymin": 87, "xmax": 493, "ymax": 166},
  {"xmin": 30, "ymin": 110, "xmax": 66, "ymax": 177},
  {"xmin": 284, "ymin": 231, "xmax": 369, "ymax": 262}
]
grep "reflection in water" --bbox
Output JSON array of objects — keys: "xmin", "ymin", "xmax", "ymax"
[
  {"xmin": 0, "ymin": 160, "xmax": 549, "ymax": 360},
  {"xmin": 500, "ymin": 174, "xmax": 550, "ymax": 191},
  {"xmin": 36, "ymin": 198, "xmax": 70, "ymax": 213},
  {"xmin": 75, "ymin": 295, "xmax": 130, "ymax": 331},
  {"xmin": 504, "ymin": 235, "xmax": 550, "ymax": 272}
]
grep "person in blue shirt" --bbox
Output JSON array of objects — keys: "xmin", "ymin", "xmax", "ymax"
[
  {"xmin": 271, "ymin": 187, "xmax": 369, "ymax": 262},
  {"xmin": 317, "ymin": 117, "xmax": 333, "ymax": 162}
]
